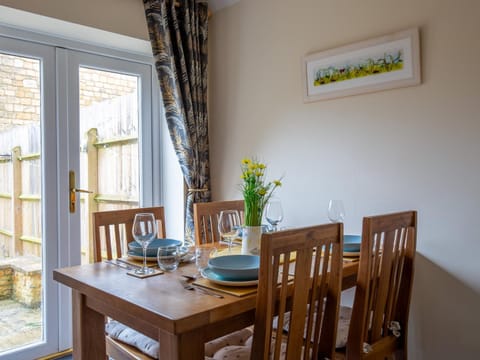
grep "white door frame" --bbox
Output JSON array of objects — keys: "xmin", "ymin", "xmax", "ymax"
[
  {"xmin": 0, "ymin": 21, "xmax": 162, "ymax": 357},
  {"xmin": 0, "ymin": 35, "xmax": 59, "ymax": 360}
]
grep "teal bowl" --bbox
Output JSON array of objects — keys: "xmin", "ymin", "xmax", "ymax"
[
  {"xmin": 128, "ymin": 238, "xmax": 182, "ymax": 257},
  {"xmin": 208, "ymin": 255, "xmax": 260, "ymax": 281},
  {"xmin": 344, "ymin": 235, "xmax": 361, "ymax": 252}
]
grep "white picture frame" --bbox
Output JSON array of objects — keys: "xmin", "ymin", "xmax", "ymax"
[{"xmin": 302, "ymin": 27, "xmax": 421, "ymax": 102}]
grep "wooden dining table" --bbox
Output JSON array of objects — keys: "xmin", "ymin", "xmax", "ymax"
[{"xmin": 53, "ymin": 251, "xmax": 359, "ymax": 360}]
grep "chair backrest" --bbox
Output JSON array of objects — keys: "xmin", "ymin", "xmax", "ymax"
[
  {"xmin": 251, "ymin": 223, "xmax": 344, "ymax": 360},
  {"xmin": 92, "ymin": 207, "xmax": 166, "ymax": 263},
  {"xmin": 193, "ymin": 200, "xmax": 244, "ymax": 245},
  {"xmin": 347, "ymin": 211, "xmax": 417, "ymax": 358}
]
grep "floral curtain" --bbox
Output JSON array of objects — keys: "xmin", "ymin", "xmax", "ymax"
[{"xmin": 144, "ymin": 0, "xmax": 211, "ymax": 245}]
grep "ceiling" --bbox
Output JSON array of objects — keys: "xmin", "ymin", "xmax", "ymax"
[{"xmin": 209, "ymin": 0, "xmax": 240, "ymax": 12}]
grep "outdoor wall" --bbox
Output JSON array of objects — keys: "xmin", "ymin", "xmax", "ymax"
[
  {"xmin": 0, "ymin": 56, "xmax": 39, "ymax": 131},
  {"xmin": 209, "ymin": 0, "xmax": 480, "ymax": 359},
  {"xmin": 0, "ymin": 57, "xmax": 137, "ymax": 132}
]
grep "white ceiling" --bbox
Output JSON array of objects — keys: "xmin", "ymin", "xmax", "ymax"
[{"xmin": 209, "ymin": 0, "xmax": 240, "ymax": 12}]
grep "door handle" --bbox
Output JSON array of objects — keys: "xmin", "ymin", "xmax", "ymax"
[{"xmin": 69, "ymin": 170, "xmax": 93, "ymax": 213}]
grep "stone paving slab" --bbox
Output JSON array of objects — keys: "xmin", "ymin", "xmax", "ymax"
[{"xmin": 0, "ymin": 299, "xmax": 42, "ymax": 353}]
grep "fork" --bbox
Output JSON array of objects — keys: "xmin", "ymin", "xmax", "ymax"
[
  {"xmin": 179, "ymin": 279, "xmax": 224, "ymax": 299},
  {"xmin": 105, "ymin": 259, "xmax": 132, "ymax": 270}
]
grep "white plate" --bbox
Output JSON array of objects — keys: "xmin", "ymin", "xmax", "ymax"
[{"xmin": 201, "ymin": 267, "xmax": 258, "ymax": 287}]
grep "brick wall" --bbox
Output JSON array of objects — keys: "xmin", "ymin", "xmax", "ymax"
[
  {"xmin": 13, "ymin": 269, "xmax": 41, "ymax": 308},
  {"xmin": 0, "ymin": 266, "xmax": 13, "ymax": 300},
  {"xmin": 0, "ymin": 257, "xmax": 41, "ymax": 308},
  {"xmin": 0, "ymin": 55, "xmax": 40, "ymax": 131},
  {"xmin": 0, "ymin": 53, "xmax": 137, "ymax": 132}
]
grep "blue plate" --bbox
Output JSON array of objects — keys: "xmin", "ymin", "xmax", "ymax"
[
  {"xmin": 202, "ymin": 267, "xmax": 259, "ymax": 287},
  {"xmin": 344, "ymin": 235, "xmax": 361, "ymax": 252},
  {"xmin": 128, "ymin": 238, "xmax": 182, "ymax": 257},
  {"xmin": 208, "ymin": 255, "xmax": 259, "ymax": 281}
]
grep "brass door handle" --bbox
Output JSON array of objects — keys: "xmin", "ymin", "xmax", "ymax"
[
  {"xmin": 69, "ymin": 170, "xmax": 93, "ymax": 213},
  {"xmin": 72, "ymin": 188, "xmax": 93, "ymax": 194}
]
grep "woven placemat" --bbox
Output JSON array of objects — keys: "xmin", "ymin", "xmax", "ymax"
[
  {"xmin": 193, "ymin": 277, "xmax": 257, "ymax": 297},
  {"xmin": 119, "ymin": 257, "xmax": 158, "ymax": 268}
]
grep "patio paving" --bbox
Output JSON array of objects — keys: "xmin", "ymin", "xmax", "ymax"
[{"xmin": 0, "ymin": 299, "xmax": 42, "ymax": 353}]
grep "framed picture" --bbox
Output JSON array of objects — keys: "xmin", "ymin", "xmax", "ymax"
[{"xmin": 302, "ymin": 27, "xmax": 421, "ymax": 102}]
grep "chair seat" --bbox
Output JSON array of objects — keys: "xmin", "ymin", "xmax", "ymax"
[
  {"xmin": 205, "ymin": 328, "xmax": 288, "ymax": 360},
  {"xmin": 204, "ymin": 306, "xmax": 352, "ymax": 359},
  {"xmin": 106, "ymin": 320, "xmax": 158, "ymax": 359}
]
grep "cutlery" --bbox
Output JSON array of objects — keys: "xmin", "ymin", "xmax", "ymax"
[
  {"xmin": 179, "ymin": 279, "xmax": 224, "ymax": 299},
  {"xmin": 181, "ymin": 273, "xmax": 198, "ymax": 281},
  {"xmin": 116, "ymin": 258, "xmax": 142, "ymax": 269},
  {"xmin": 105, "ymin": 259, "xmax": 132, "ymax": 270}
]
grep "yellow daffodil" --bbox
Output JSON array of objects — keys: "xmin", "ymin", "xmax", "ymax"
[{"xmin": 240, "ymin": 157, "xmax": 284, "ymax": 226}]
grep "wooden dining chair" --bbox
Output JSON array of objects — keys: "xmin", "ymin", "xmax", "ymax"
[
  {"xmin": 205, "ymin": 223, "xmax": 344, "ymax": 359},
  {"xmin": 336, "ymin": 210, "xmax": 417, "ymax": 360},
  {"xmin": 92, "ymin": 206, "xmax": 166, "ymax": 262},
  {"xmin": 92, "ymin": 206, "xmax": 166, "ymax": 360},
  {"xmin": 193, "ymin": 200, "xmax": 244, "ymax": 245}
]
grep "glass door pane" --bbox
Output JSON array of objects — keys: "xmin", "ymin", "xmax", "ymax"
[
  {"xmin": 0, "ymin": 37, "xmax": 58, "ymax": 360},
  {"xmin": 0, "ymin": 51, "xmax": 43, "ymax": 353},
  {"xmin": 59, "ymin": 50, "xmax": 153, "ymax": 269},
  {"xmin": 78, "ymin": 67, "xmax": 140, "ymax": 264}
]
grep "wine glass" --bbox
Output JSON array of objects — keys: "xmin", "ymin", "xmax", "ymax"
[
  {"xmin": 265, "ymin": 199, "xmax": 284, "ymax": 232},
  {"xmin": 217, "ymin": 210, "xmax": 241, "ymax": 252},
  {"xmin": 327, "ymin": 200, "xmax": 345, "ymax": 223},
  {"xmin": 132, "ymin": 213, "xmax": 157, "ymax": 274}
]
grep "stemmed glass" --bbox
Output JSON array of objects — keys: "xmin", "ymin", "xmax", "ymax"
[
  {"xmin": 218, "ymin": 210, "xmax": 241, "ymax": 252},
  {"xmin": 327, "ymin": 200, "xmax": 345, "ymax": 223},
  {"xmin": 265, "ymin": 199, "xmax": 284, "ymax": 232},
  {"xmin": 132, "ymin": 213, "xmax": 157, "ymax": 274}
]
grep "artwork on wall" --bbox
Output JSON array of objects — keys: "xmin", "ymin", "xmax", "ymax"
[{"xmin": 302, "ymin": 27, "xmax": 421, "ymax": 102}]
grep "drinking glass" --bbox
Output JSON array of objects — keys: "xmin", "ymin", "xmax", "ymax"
[
  {"xmin": 265, "ymin": 199, "xmax": 284, "ymax": 232},
  {"xmin": 327, "ymin": 200, "xmax": 345, "ymax": 223},
  {"xmin": 195, "ymin": 247, "xmax": 217, "ymax": 273},
  {"xmin": 132, "ymin": 213, "xmax": 157, "ymax": 274},
  {"xmin": 217, "ymin": 210, "xmax": 241, "ymax": 252},
  {"xmin": 157, "ymin": 245, "xmax": 180, "ymax": 272}
]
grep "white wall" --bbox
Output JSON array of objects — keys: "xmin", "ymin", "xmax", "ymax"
[
  {"xmin": 209, "ymin": 0, "xmax": 480, "ymax": 358},
  {"xmin": 6, "ymin": 0, "xmax": 479, "ymax": 357}
]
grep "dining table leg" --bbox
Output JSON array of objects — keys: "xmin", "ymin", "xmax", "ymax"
[
  {"xmin": 159, "ymin": 328, "xmax": 205, "ymax": 360},
  {"xmin": 72, "ymin": 290, "xmax": 107, "ymax": 360}
]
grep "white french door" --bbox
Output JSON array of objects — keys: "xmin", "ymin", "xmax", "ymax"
[
  {"xmin": 0, "ymin": 32, "xmax": 158, "ymax": 359},
  {"xmin": 0, "ymin": 35, "xmax": 59, "ymax": 360}
]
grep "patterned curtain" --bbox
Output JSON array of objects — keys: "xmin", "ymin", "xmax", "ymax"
[{"xmin": 144, "ymin": 0, "xmax": 211, "ymax": 245}]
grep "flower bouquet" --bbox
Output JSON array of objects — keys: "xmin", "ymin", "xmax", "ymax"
[{"xmin": 240, "ymin": 158, "xmax": 282, "ymax": 253}]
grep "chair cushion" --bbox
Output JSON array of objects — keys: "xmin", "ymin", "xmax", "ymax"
[
  {"xmin": 272, "ymin": 305, "xmax": 352, "ymax": 348},
  {"xmin": 205, "ymin": 306, "xmax": 353, "ymax": 359},
  {"xmin": 105, "ymin": 320, "xmax": 159, "ymax": 359},
  {"xmin": 205, "ymin": 327, "xmax": 253, "ymax": 358}
]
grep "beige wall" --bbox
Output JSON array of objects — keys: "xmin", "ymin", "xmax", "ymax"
[
  {"xmin": 0, "ymin": 0, "xmax": 148, "ymax": 40},
  {"xmin": 210, "ymin": 0, "xmax": 480, "ymax": 358},
  {"xmin": 3, "ymin": 0, "xmax": 479, "ymax": 357}
]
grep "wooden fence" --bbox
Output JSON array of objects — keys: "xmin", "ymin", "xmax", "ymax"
[{"xmin": 0, "ymin": 128, "xmax": 138, "ymax": 262}]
